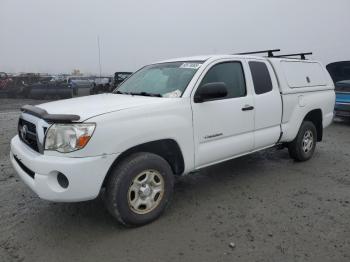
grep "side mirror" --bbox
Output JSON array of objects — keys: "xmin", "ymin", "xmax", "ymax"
[{"xmin": 194, "ymin": 82, "xmax": 228, "ymax": 103}]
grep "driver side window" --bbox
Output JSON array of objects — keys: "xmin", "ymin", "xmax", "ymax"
[{"xmin": 199, "ymin": 61, "xmax": 246, "ymax": 99}]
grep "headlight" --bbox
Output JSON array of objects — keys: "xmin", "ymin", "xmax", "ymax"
[{"xmin": 44, "ymin": 123, "xmax": 96, "ymax": 153}]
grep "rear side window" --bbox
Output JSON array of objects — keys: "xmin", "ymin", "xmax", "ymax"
[
  {"xmin": 200, "ymin": 62, "xmax": 246, "ymax": 99},
  {"xmin": 249, "ymin": 61, "xmax": 273, "ymax": 94}
]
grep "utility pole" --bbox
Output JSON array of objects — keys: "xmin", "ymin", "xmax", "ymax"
[{"xmin": 97, "ymin": 35, "xmax": 102, "ymax": 78}]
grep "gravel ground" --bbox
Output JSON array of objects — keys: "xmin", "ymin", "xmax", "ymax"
[{"xmin": 0, "ymin": 98, "xmax": 349, "ymax": 262}]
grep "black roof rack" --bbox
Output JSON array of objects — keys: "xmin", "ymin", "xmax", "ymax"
[
  {"xmin": 273, "ymin": 52, "xmax": 313, "ymax": 60},
  {"xmin": 235, "ymin": 49, "xmax": 281, "ymax": 57}
]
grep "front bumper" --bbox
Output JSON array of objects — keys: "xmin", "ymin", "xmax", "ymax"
[
  {"xmin": 10, "ymin": 135, "xmax": 118, "ymax": 202},
  {"xmin": 335, "ymin": 102, "xmax": 350, "ymax": 117}
]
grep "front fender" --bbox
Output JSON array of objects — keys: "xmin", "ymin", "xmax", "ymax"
[{"xmin": 83, "ymin": 99, "xmax": 195, "ymax": 173}]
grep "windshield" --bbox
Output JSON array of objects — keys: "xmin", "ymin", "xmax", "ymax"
[{"xmin": 114, "ymin": 61, "xmax": 203, "ymax": 97}]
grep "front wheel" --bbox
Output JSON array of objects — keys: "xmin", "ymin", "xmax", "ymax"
[
  {"xmin": 104, "ymin": 152, "xmax": 174, "ymax": 226},
  {"xmin": 288, "ymin": 121, "xmax": 317, "ymax": 161}
]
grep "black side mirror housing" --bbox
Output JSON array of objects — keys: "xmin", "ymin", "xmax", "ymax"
[{"xmin": 194, "ymin": 82, "xmax": 228, "ymax": 103}]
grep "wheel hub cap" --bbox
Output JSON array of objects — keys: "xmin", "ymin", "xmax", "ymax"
[
  {"xmin": 139, "ymin": 184, "xmax": 152, "ymax": 198},
  {"xmin": 302, "ymin": 130, "xmax": 314, "ymax": 153},
  {"xmin": 127, "ymin": 170, "xmax": 164, "ymax": 215}
]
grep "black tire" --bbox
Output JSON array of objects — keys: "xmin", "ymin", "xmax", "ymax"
[
  {"xmin": 288, "ymin": 121, "xmax": 317, "ymax": 161},
  {"xmin": 104, "ymin": 152, "xmax": 174, "ymax": 226}
]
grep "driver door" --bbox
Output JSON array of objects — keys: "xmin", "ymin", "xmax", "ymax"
[{"xmin": 191, "ymin": 60, "xmax": 255, "ymax": 168}]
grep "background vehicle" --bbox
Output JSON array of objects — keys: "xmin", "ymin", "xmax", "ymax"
[
  {"xmin": 0, "ymin": 72, "xmax": 14, "ymax": 96},
  {"xmin": 10, "ymin": 50, "xmax": 335, "ymax": 226},
  {"xmin": 91, "ymin": 77, "xmax": 113, "ymax": 94},
  {"xmin": 28, "ymin": 80, "xmax": 73, "ymax": 99},
  {"xmin": 327, "ymin": 61, "xmax": 350, "ymax": 118},
  {"xmin": 113, "ymin": 72, "xmax": 132, "ymax": 89},
  {"xmin": 0, "ymin": 73, "xmax": 36, "ymax": 98},
  {"xmin": 67, "ymin": 77, "xmax": 94, "ymax": 96}
]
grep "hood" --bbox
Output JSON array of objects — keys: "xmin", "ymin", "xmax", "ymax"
[{"xmin": 37, "ymin": 93, "xmax": 165, "ymax": 121}]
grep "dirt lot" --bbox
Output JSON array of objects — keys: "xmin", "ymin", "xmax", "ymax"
[{"xmin": 0, "ymin": 98, "xmax": 349, "ymax": 262}]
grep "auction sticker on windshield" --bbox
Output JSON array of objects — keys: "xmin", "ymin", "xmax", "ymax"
[{"xmin": 180, "ymin": 63, "xmax": 202, "ymax": 69}]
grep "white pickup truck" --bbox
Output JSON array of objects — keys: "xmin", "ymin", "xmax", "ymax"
[{"xmin": 10, "ymin": 51, "xmax": 335, "ymax": 226}]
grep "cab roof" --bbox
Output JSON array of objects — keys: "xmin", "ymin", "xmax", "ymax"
[
  {"xmin": 156, "ymin": 54, "xmax": 266, "ymax": 64},
  {"xmin": 156, "ymin": 50, "xmax": 315, "ymax": 64}
]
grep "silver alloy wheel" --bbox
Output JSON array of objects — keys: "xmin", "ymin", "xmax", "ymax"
[
  {"xmin": 302, "ymin": 130, "xmax": 314, "ymax": 153},
  {"xmin": 127, "ymin": 170, "xmax": 164, "ymax": 215}
]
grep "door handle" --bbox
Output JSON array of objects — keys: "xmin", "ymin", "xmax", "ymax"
[{"xmin": 242, "ymin": 105, "xmax": 254, "ymax": 111}]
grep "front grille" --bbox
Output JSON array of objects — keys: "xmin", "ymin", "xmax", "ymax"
[
  {"xmin": 13, "ymin": 154, "xmax": 35, "ymax": 179},
  {"xmin": 18, "ymin": 118, "xmax": 39, "ymax": 152},
  {"xmin": 335, "ymin": 86, "xmax": 350, "ymax": 93}
]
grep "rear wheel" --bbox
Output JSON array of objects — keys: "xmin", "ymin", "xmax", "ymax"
[
  {"xmin": 104, "ymin": 152, "xmax": 174, "ymax": 226},
  {"xmin": 288, "ymin": 121, "xmax": 317, "ymax": 161}
]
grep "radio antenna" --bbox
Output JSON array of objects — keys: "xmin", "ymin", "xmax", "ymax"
[{"xmin": 97, "ymin": 35, "xmax": 102, "ymax": 78}]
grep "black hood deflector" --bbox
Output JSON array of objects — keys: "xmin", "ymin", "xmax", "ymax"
[{"xmin": 21, "ymin": 105, "xmax": 80, "ymax": 123}]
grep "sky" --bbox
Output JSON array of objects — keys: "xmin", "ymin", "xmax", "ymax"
[{"xmin": 1, "ymin": 0, "xmax": 350, "ymax": 75}]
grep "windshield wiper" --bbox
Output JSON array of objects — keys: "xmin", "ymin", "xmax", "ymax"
[
  {"xmin": 130, "ymin": 92, "xmax": 162, "ymax": 97},
  {"xmin": 115, "ymin": 90, "xmax": 131, "ymax": 95},
  {"xmin": 115, "ymin": 90, "xmax": 162, "ymax": 97}
]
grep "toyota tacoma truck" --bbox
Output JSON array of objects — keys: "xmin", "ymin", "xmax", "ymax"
[{"xmin": 10, "ymin": 50, "xmax": 335, "ymax": 226}]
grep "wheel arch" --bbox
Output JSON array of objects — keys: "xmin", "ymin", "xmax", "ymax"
[
  {"xmin": 102, "ymin": 139, "xmax": 185, "ymax": 187},
  {"xmin": 303, "ymin": 109, "xmax": 323, "ymax": 141}
]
